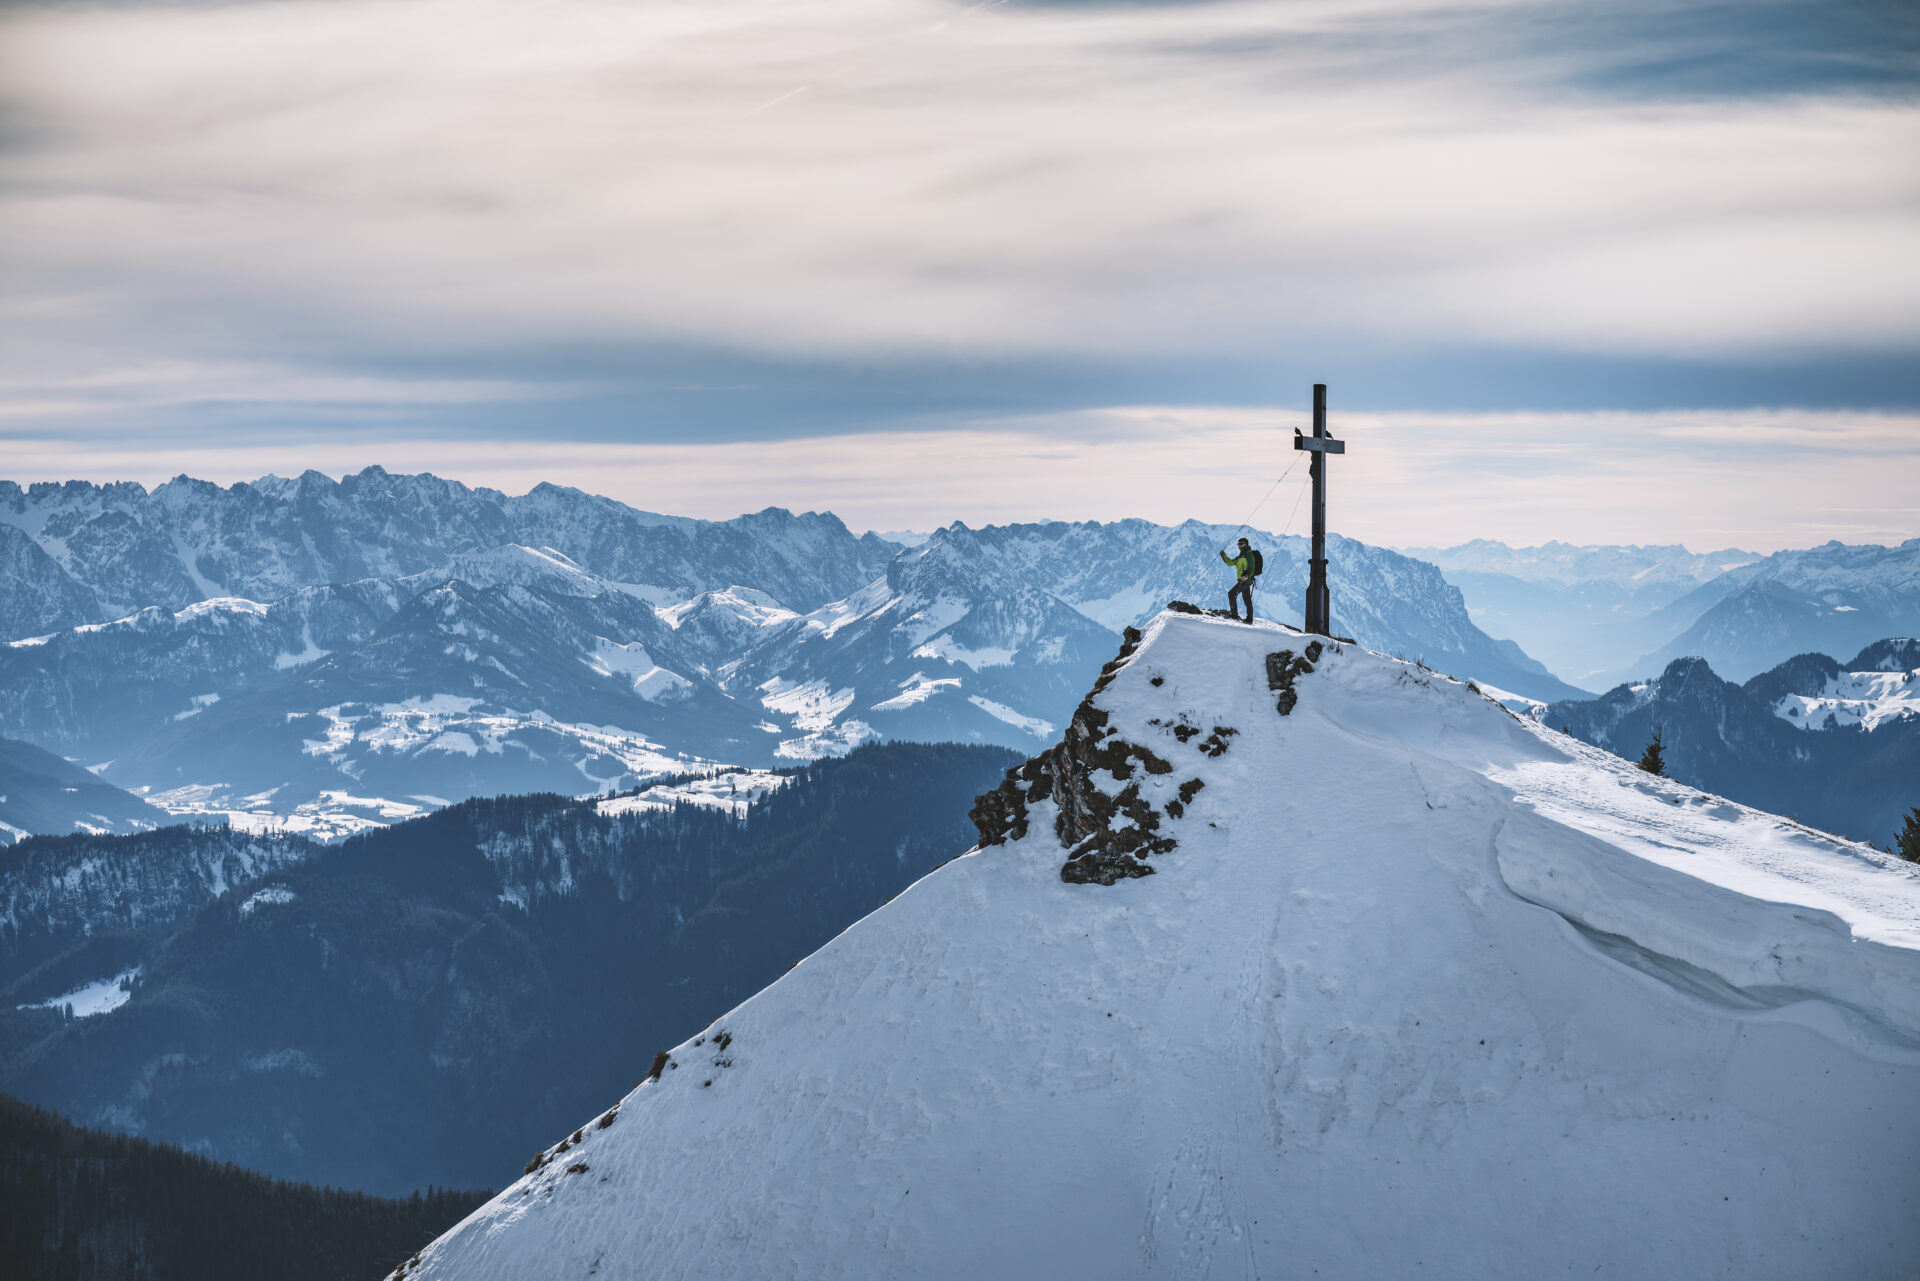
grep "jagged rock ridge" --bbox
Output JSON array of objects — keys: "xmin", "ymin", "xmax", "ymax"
[
  {"xmin": 970, "ymin": 625, "xmax": 1192, "ymax": 884},
  {"xmin": 974, "ymin": 620, "xmax": 1333, "ymax": 884}
]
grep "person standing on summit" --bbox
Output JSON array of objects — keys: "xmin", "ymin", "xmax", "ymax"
[{"xmin": 1220, "ymin": 537, "xmax": 1260, "ymax": 623}]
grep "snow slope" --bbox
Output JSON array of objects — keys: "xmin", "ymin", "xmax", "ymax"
[
  {"xmin": 1767, "ymin": 638, "xmax": 1920, "ymax": 733},
  {"xmin": 400, "ymin": 612, "xmax": 1920, "ymax": 1280}
]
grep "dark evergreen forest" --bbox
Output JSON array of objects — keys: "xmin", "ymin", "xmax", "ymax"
[
  {"xmin": 1, "ymin": 741, "xmax": 1021, "ymax": 1196},
  {"xmin": 0, "ymin": 1091, "xmax": 486, "ymax": 1281}
]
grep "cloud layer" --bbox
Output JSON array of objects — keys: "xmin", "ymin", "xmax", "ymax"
[
  {"xmin": 3, "ymin": 0, "xmax": 1916, "ymax": 377},
  {"xmin": 2, "ymin": 0, "xmax": 1915, "ymax": 547}
]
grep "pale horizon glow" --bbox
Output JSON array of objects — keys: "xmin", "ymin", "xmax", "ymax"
[{"xmin": 11, "ymin": 405, "xmax": 1918, "ymax": 554}]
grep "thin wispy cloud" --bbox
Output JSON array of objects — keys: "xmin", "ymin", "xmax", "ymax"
[{"xmin": 0, "ymin": 360, "xmax": 564, "ymax": 422}]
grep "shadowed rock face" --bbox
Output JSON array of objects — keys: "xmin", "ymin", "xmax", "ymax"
[{"xmin": 972, "ymin": 626, "xmax": 1164, "ymax": 884}]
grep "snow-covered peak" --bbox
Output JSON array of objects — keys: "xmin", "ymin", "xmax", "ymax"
[
  {"xmin": 659, "ymin": 585, "xmax": 798, "ymax": 631},
  {"xmin": 516, "ymin": 481, "xmax": 693, "ymax": 530},
  {"xmin": 658, "ymin": 585, "xmax": 805, "ymax": 670},
  {"xmin": 172, "ymin": 596, "xmax": 271, "ymax": 621},
  {"xmin": 410, "ymin": 543, "xmax": 609, "ymax": 598},
  {"xmin": 581, "ymin": 637, "xmax": 694, "ymax": 703},
  {"xmin": 245, "ymin": 473, "xmax": 300, "ymax": 501},
  {"xmin": 405, "ymin": 611, "xmax": 1920, "ymax": 1280},
  {"xmin": 1723, "ymin": 538, "xmax": 1920, "ymax": 603}
]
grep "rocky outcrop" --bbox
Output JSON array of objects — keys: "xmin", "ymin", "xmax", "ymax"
[
  {"xmin": 1265, "ymin": 640, "xmax": 1324, "ymax": 715},
  {"xmin": 969, "ymin": 620, "xmax": 1236, "ymax": 886}
]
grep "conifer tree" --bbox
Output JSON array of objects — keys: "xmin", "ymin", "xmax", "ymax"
[
  {"xmin": 1636, "ymin": 726, "xmax": 1666, "ymax": 776},
  {"xmin": 1897, "ymin": 807, "xmax": 1920, "ymax": 864}
]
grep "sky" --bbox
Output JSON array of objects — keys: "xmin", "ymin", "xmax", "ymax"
[{"xmin": 2, "ymin": 0, "xmax": 1917, "ymax": 550}]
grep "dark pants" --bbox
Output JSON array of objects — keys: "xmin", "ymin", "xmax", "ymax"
[{"xmin": 1228, "ymin": 577, "xmax": 1254, "ymax": 622}]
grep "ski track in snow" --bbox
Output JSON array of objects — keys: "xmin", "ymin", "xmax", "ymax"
[{"xmin": 403, "ymin": 613, "xmax": 1920, "ymax": 1281}]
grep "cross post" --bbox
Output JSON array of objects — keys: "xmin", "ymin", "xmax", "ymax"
[{"xmin": 1293, "ymin": 383, "xmax": 1346, "ymax": 636}]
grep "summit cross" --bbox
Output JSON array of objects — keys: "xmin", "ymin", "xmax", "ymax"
[{"xmin": 1293, "ymin": 382, "xmax": 1347, "ymax": 637}]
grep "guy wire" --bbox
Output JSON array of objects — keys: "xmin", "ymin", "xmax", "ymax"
[{"xmin": 1227, "ymin": 452, "xmax": 1304, "ymax": 544}]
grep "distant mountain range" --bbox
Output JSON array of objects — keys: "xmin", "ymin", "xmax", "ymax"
[
  {"xmin": 1409, "ymin": 538, "xmax": 1920, "ymax": 689},
  {"xmin": 1542, "ymin": 638, "xmax": 1920, "ymax": 849},
  {"xmin": 0, "ymin": 471, "xmax": 897, "ymax": 630},
  {"xmin": 1630, "ymin": 542, "xmax": 1920, "ymax": 684},
  {"xmin": 0, "ymin": 469, "xmax": 1577, "ymax": 835},
  {"xmin": 0, "ymin": 742, "xmax": 1019, "ymax": 1195}
]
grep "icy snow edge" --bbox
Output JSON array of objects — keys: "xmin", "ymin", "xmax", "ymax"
[{"xmin": 1168, "ymin": 611, "xmax": 1920, "ymax": 1040}]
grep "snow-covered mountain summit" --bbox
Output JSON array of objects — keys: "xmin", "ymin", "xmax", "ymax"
[{"xmin": 404, "ymin": 611, "xmax": 1920, "ymax": 1281}]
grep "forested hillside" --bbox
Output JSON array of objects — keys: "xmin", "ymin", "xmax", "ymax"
[
  {"xmin": 0, "ymin": 1091, "xmax": 486, "ymax": 1281},
  {"xmin": 1, "ymin": 741, "xmax": 1020, "ymax": 1194}
]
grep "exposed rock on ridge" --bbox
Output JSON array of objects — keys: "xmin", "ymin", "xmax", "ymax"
[
  {"xmin": 1265, "ymin": 639, "xmax": 1324, "ymax": 715},
  {"xmin": 971, "ymin": 619, "xmax": 1284, "ymax": 885}
]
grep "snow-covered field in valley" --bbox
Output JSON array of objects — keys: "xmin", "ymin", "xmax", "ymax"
[
  {"xmin": 595, "ymin": 770, "xmax": 790, "ymax": 819},
  {"xmin": 402, "ymin": 612, "xmax": 1920, "ymax": 1281}
]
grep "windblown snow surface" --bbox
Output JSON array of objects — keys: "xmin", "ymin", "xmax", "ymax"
[{"xmin": 403, "ymin": 612, "xmax": 1920, "ymax": 1280}]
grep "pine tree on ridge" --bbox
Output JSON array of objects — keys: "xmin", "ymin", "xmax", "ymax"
[{"xmin": 1637, "ymin": 726, "xmax": 1666, "ymax": 776}]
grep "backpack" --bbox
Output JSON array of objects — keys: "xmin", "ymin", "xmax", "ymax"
[{"xmin": 1248, "ymin": 548, "xmax": 1264, "ymax": 577}]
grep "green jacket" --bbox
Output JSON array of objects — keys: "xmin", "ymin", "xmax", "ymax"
[{"xmin": 1220, "ymin": 549, "xmax": 1253, "ymax": 580}]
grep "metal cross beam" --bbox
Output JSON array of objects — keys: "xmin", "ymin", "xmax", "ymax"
[{"xmin": 1292, "ymin": 383, "xmax": 1347, "ymax": 636}]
